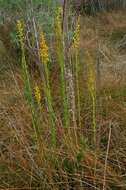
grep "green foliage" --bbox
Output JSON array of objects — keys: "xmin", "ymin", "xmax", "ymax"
[
  {"xmin": 63, "ymin": 158, "xmax": 75, "ymax": 173},
  {"xmin": 10, "ymin": 31, "xmax": 19, "ymax": 48},
  {"xmin": 0, "ymin": 0, "xmax": 26, "ymax": 21},
  {"xmin": 0, "ymin": 0, "xmax": 25, "ymax": 11},
  {"xmin": 0, "ymin": 0, "xmax": 59, "ymax": 34},
  {"xmin": 32, "ymin": 0, "xmax": 59, "ymax": 37},
  {"xmin": 110, "ymin": 28, "xmax": 126, "ymax": 43}
]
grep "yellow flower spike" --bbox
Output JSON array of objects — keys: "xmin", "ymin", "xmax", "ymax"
[
  {"xmin": 34, "ymin": 84, "xmax": 41, "ymax": 105},
  {"xmin": 72, "ymin": 16, "xmax": 80, "ymax": 49},
  {"xmin": 39, "ymin": 32, "xmax": 49, "ymax": 64},
  {"xmin": 16, "ymin": 20, "xmax": 24, "ymax": 44}
]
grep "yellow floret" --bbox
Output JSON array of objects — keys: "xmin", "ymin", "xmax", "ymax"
[{"xmin": 34, "ymin": 84, "xmax": 41, "ymax": 105}]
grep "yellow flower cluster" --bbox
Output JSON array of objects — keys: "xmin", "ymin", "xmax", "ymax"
[
  {"xmin": 34, "ymin": 84, "xmax": 41, "ymax": 105},
  {"xmin": 16, "ymin": 20, "xmax": 24, "ymax": 44},
  {"xmin": 72, "ymin": 16, "xmax": 80, "ymax": 49},
  {"xmin": 39, "ymin": 32, "xmax": 49, "ymax": 64}
]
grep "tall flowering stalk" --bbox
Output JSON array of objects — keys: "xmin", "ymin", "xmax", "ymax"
[
  {"xmin": 72, "ymin": 16, "xmax": 81, "ymax": 128},
  {"xmin": 39, "ymin": 32, "xmax": 56, "ymax": 145},
  {"xmin": 16, "ymin": 20, "xmax": 39, "ymax": 139},
  {"xmin": 16, "ymin": 20, "xmax": 31, "ymax": 102},
  {"xmin": 72, "ymin": 16, "xmax": 80, "ymax": 49},
  {"xmin": 86, "ymin": 51, "xmax": 97, "ymax": 144},
  {"xmin": 54, "ymin": 7, "xmax": 69, "ymax": 128}
]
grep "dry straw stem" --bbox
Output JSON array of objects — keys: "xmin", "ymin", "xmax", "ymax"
[
  {"xmin": 103, "ymin": 121, "xmax": 112, "ymax": 190},
  {"xmin": 72, "ymin": 16, "xmax": 81, "ymax": 128}
]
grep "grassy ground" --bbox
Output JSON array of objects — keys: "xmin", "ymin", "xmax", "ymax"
[{"xmin": 0, "ymin": 11, "xmax": 126, "ymax": 189}]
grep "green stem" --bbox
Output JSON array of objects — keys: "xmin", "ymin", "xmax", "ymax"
[
  {"xmin": 75, "ymin": 51, "xmax": 81, "ymax": 128},
  {"xmin": 44, "ymin": 63, "xmax": 56, "ymax": 145}
]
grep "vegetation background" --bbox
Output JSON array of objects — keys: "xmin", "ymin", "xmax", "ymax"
[{"xmin": 0, "ymin": 0, "xmax": 126, "ymax": 189}]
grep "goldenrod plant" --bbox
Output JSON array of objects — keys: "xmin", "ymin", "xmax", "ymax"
[
  {"xmin": 39, "ymin": 32, "xmax": 56, "ymax": 145},
  {"xmin": 54, "ymin": 7, "xmax": 69, "ymax": 128},
  {"xmin": 16, "ymin": 20, "xmax": 31, "ymax": 102},
  {"xmin": 16, "ymin": 20, "xmax": 39, "ymax": 139}
]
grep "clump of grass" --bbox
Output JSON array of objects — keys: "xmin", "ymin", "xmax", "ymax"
[{"xmin": 1, "ymin": 10, "xmax": 126, "ymax": 190}]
